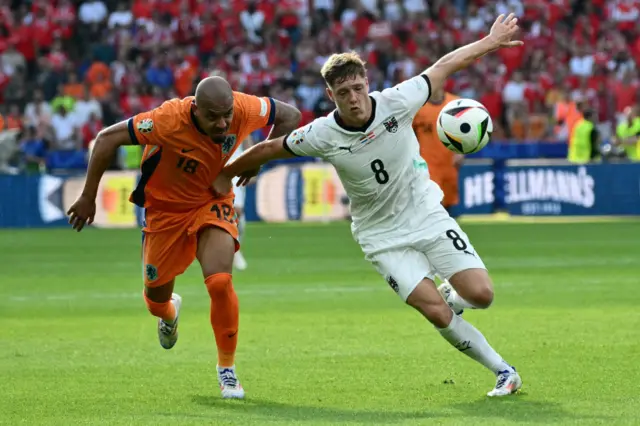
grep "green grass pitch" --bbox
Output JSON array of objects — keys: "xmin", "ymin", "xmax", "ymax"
[{"xmin": 1, "ymin": 220, "xmax": 639, "ymax": 425}]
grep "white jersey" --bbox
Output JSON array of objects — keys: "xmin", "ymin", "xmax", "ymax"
[{"xmin": 284, "ymin": 75, "xmax": 444, "ymax": 242}]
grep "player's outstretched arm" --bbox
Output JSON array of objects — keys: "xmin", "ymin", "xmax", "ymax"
[
  {"xmin": 213, "ymin": 136, "xmax": 294, "ymax": 195},
  {"xmin": 425, "ymin": 13, "xmax": 523, "ymax": 95},
  {"xmin": 67, "ymin": 120, "xmax": 134, "ymax": 231},
  {"xmin": 227, "ymin": 136, "xmax": 293, "ymax": 178},
  {"xmin": 267, "ymin": 100, "xmax": 302, "ymax": 139}
]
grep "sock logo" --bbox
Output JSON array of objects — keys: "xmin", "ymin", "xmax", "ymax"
[
  {"xmin": 455, "ymin": 340, "xmax": 472, "ymax": 352},
  {"xmin": 228, "ymin": 331, "xmax": 237, "ymax": 338},
  {"xmin": 145, "ymin": 264, "xmax": 158, "ymax": 282}
]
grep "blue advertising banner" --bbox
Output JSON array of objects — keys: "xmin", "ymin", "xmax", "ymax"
[
  {"xmin": 0, "ymin": 174, "xmax": 68, "ymax": 228},
  {"xmin": 504, "ymin": 162, "xmax": 640, "ymax": 216},
  {"xmin": 452, "ymin": 162, "xmax": 495, "ymax": 216},
  {"xmin": 1, "ymin": 161, "xmax": 639, "ymax": 228}
]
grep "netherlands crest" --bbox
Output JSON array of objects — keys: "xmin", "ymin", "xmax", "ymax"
[
  {"xmin": 145, "ymin": 264, "xmax": 158, "ymax": 282},
  {"xmin": 221, "ymin": 135, "xmax": 237, "ymax": 154},
  {"xmin": 383, "ymin": 116, "xmax": 398, "ymax": 133},
  {"xmin": 137, "ymin": 118, "xmax": 154, "ymax": 133}
]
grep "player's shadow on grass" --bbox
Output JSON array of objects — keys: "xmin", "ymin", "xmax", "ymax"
[
  {"xmin": 451, "ymin": 396, "xmax": 613, "ymax": 423},
  {"xmin": 191, "ymin": 395, "xmax": 436, "ymax": 423}
]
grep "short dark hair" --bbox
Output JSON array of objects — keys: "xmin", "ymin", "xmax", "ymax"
[{"xmin": 320, "ymin": 51, "xmax": 367, "ymax": 88}]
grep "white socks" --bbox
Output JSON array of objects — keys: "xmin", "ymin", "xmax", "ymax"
[
  {"xmin": 438, "ymin": 314, "xmax": 513, "ymax": 375},
  {"xmin": 451, "ymin": 291, "xmax": 481, "ymax": 310}
]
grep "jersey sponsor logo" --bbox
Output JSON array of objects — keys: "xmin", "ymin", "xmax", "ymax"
[
  {"xmin": 145, "ymin": 264, "xmax": 158, "ymax": 281},
  {"xmin": 258, "ymin": 98, "xmax": 268, "ymax": 117},
  {"xmin": 221, "ymin": 135, "xmax": 237, "ymax": 154},
  {"xmin": 137, "ymin": 118, "xmax": 154, "ymax": 133},
  {"xmin": 504, "ymin": 166, "xmax": 595, "ymax": 208},
  {"xmin": 383, "ymin": 116, "xmax": 398, "ymax": 133},
  {"xmin": 386, "ymin": 275, "xmax": 399, "ymax": 293}
]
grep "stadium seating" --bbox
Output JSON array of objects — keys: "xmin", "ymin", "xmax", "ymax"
[{"xmin": 0, "ymin": 0, "xmax": 639, "ymax": 173}]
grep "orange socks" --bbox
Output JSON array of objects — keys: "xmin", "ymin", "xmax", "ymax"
[
  {"xmin": 205, "ymin": 273, "xmax": 239, "ymax": 367},
  {"xmin": 143, "ymin": 291, "xmax": 176, "ymax": 323}
]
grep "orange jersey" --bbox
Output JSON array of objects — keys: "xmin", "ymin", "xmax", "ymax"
[
  {"xmin": 413, "ymin": 92, "xmax": 460, "ymax": 168},
  {"xmin": 127, "ymin": 93, "xmax": 274, "ymax": 212}
]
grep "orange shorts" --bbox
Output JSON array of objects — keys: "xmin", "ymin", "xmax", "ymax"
[
  {"xmin": 141, "ymin": 196, "xmax": 239, "ymax": 287},
  {"xmin": 430, "ymin": 168, "xmax": 459, "ymax": 208}
]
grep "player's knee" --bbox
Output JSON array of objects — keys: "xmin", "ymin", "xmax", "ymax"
[
  {"xmin": 467, "ymin": 274, "xmax": 494, "ymax": 308},
  {"xmin": 450, "ymin": 269, "xmax": 494, "ymax": 309},
  {"xmin": 144, "ymin": 282, "xmax": 174, "ymax": 303},
  {"xmin": 143, "ymin": 282, "xmax": 174, "ymax": 316},
  {"xmin": 205, "ymin": 273, "xmax": 233, "ymax": 299},
  {"xmin": 475, "ymin": 285, "xmax": 494, "ymax": 308},
  {"xmin": 201, "ymin": 262, "xmax": 231, "ymax": 278}
]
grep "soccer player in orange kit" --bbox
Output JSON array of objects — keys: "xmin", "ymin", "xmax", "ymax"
[
  {"xmin": 412, "ymin": 87, "xmax": 464, "ymax": 216},
  {"xmin": 66, "ymin": 77, "xmax": 301, "ymax": 399}
]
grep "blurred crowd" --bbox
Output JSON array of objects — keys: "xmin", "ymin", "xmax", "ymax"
[{"xmin": 0, "ymin": 0, "xmax": 639, "ymax": 173}]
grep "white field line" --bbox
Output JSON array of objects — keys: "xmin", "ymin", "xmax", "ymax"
[
  {"xmin": 4, "ymin": 276, "xmax": 626, "ymax": 304},
  {"xmin": 5, "ymin": 285, "xmax": 387, "ymax": 303}
]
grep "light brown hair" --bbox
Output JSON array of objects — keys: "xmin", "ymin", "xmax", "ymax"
[{"xmin": 320, "ymin": 51, "xmax": 367, "ymax": 88}]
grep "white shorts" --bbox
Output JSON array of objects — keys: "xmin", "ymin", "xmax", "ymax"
[
  {"xmin": 360, "ymin": 205, "xmax": 486, "ymax": 301},
  {"xmin": 232, "ymin": 178, "xmax": 246, "ymax": 210}
]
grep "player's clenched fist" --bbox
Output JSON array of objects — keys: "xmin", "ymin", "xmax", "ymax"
[
  {"xmin": 212, "ymin": 173, "xmax": 233, "ymax": 197},
  {"xmin": 67, "ymin": 194, "xmax": 96, "ymax": 232}
]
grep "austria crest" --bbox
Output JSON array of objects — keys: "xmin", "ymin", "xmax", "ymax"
[{"xmin": 383, "ymin": 116, "xmax": 398, "ymax": 133}]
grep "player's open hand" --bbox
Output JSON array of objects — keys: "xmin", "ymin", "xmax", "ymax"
[
  {"xmin": 67, "ymin": 194, "xmax": 96, "ymax": 232},
  {"xmin": 489, "ymin": 13, "xmax": 523, "ymax": 49},
  {"xmin": 236, "ymin": 168, "xmax": 260, "ymax": 187},
  {"xmin": 212, "ymin": 173, "xmax": 233, "ymax": 197}
]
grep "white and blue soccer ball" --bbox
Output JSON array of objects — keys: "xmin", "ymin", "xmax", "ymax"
[{"xmin": 436, "ymin": 98, "xmax": 493, "ymax": 154}]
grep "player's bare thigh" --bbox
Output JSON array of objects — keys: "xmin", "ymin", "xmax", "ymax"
[{"xmin": 196, "ymin": 226, "xmax": 236, "ymax": 277}]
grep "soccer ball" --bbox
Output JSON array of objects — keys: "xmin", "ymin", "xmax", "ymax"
[{"xmin": 436, "ymin": 98, "xmax": 493, "ymax": 154}]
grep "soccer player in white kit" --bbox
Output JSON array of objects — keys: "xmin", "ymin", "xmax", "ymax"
[{"xmin": 217, "ymin": 14, "xmax": 524, "ymax": 397}]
